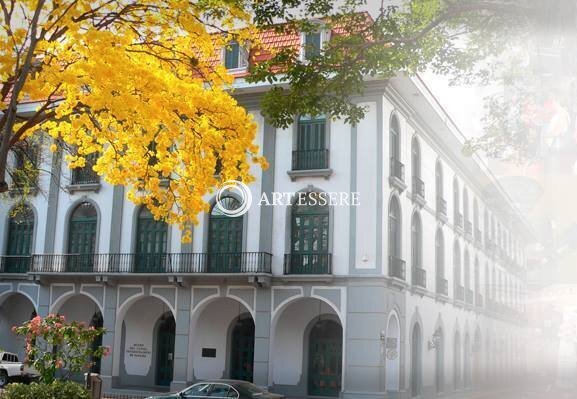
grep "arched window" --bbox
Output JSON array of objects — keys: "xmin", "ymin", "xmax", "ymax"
[
  {"xmin": 453, "ymin": 241, "xmax": 462, "ymax": 301},
  {"xmin": 5, "ymin": 205, "xmax": 34, "ymax": 273},
  {"xmin": 435, "ymin": 160, "xmax": 445, "ymax": 217},
  {"xmin": 208, "ymin": 196, "xmax": 244, "ymax": 273},
  {"xmin": 463, "ymin": 188, "xmax": 470, "ymax": 235},
  {"xmin": 411, "ymin": 138, "xmax": 423, "ymax": 200},
  {"xmin": 454, "ymin": 331, "xmax": 461, "ymax": 390},
  {"xmin": 135, "ymin": 206, "xmax": 168, "ymax": 273},
  {"xmin": 464, "ymin": 250, "xmax": 470, "ymax": 303},
  {"xmin": 390, "ymin": 114, "xmax": 404, "ymax": 182},
  {"xmin": 435, "ymin": 228, "xmax": 446, "ymax": 295},
  {"xmin": 473, "ymin": 199, "xmax": 479, "ymax": 240},
  {"xmin": 474, "ymin": 257, "xmax": 480, "ymax": 306},
  {"xmin": 388, "ymin": 196, "xmax": 404, "ymax": 279},
  {"xmin": 484, "ymin": 210, "xmax": 489, "ymax": 244},
  {"xmin": 453, "ymin": 178, "xmax": 460, "ymax": 227},
  {"xmin": 67, "ymin": 202, "xmax": 97, "ymax": 272},
  {"xmin": 411, "ymin": 212, "xmax": 424, "ymax": 287},
  {"xmin": 410, "ymin": 323, "xmax": 422, "ymax": 397},
  {"xmin": 390, "ymin": 114, "xmax": 401, "ymax": 162},
  {"xmin": 289, "ymin": 192, "xmax": 330, "ymax": 274}
]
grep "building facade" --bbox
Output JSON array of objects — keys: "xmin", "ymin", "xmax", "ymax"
[{"xmin": 0, "ymin": 69, "xmax": 530, "ymax": 398}]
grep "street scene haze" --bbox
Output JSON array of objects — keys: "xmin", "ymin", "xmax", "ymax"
[{"xmin": 0, "ymin": 1, "xmax": 576, "ymax": 399}]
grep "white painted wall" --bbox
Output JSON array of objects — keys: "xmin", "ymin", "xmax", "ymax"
[{"xmin": 0, "ymin": 294, "xmax": 35, "ymax": 359}]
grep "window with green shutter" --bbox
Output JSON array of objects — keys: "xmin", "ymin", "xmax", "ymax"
[
  {"xmin": 135, "ymin": 206, "xmax": 168, "ymax": 272},
  {"xmin": 293, "ymin": 116, "xmax": 328, "ymax": 170},
  {"xmin": 67, "ymin": 202, "xmax": 97, "ymax": 272},
  {"xmin": 208, "ymin": 196, "xmax": 243, "ymax": 272},
  {"xmin": 5, "ymin": 206, "xmax": 34, "ymax": 273}
]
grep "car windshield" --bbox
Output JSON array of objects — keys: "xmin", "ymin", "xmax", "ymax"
[{"xmin": 234, "ymin": 382, "xmax": 265, "ymax": 397}]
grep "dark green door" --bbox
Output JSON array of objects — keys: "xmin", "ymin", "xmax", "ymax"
[
  {"xmin": 290, "ymin": 194, "xmax": 329, "ymax": 274},
  {"xmin": 308, "ymin": 319, "xmax": 342, "ymax": 397},
  {"xmin": 5, "ymin": 206, "xmax": 34, "ymax": 273},
  {"xmin": 208, "ymin": 197, "xmax": 243, "ymax": 272},
  {"xmin": 67, "ymin": 203, "xmax": 97, "ymax": 272},
  {"xmin": 230, "ymin": 317, "xmax": 254, "ymax": 382},
  {"xmin": 136, "ymin": 207, "xmax": 168, "ymax": 273},
  {"xmin": 156, "ymin": 314, "xmax": 175, "ymax": 386}
]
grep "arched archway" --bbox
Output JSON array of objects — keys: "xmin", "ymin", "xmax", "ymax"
[
  {"xmin": 464, "ymin": 333, "xmax": 471, "ymax": 389},
  {"xmin": 54, "ymin": 294, "xmax": 104, "ymax": 377},
  {"xmin": 410, "ymin": 323, "xmax": 422, "ymax": 397},
  {"xmin": 435, "ymin": 327, "xmax": 444, "ymax": 394},
  {"xmin": 454, "ymin": 331, "xmax": 461, "ymax": 390},
  {"xmin": 190, "ymin": 297, "xmax": 255, "ymax": 383},
  {"xmin": 385, "ymin": 311, "xmax": 400, "ymax": 391},
  {"xmin": 116, "ymin": 296, "xmax": 176, "ymax": 388},
  {"xmin": 271, "ymin": 297, "xmax": 343, "ymax": 397},
  {"xmin": 0, "ymin": 292, "xmax": 37, "ymax": 360}
]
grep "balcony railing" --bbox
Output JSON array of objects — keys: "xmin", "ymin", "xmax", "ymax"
[
  {"xmin": 412, "ymin": 176, "xmax": 425, "ymax": 202},
  {"xmin": 465, "ymin": 288, "xmax": 474, "ymax": 304},
  {"xmin": 30, "ymin": 252, "xmax": 272, "ymax": 274},
  {"xmin": 291, "ymin": 149, "xmax": 330, "ymax": 171},
  {"xmin": 436, "ymin": 197, "xmax": 447, "ymax": 221},
  {"xmin": 389, "ymin": 255, "xmax": 406, "ymax": 280},
  {"xmin": 455, "ymin": 285, "xmax": 465, "ymax": 301},
  {"xmin": 0, "ymin": 256, "xmax": 31, "ymax": 273},
  {"xmin": 412, "ymin": 267, "xmax": 426, "ymax": 288},
  {"xmin": 436, "ymin": 277, "xmax": 448, "ymax": 296},
  {"xmin": 389, "ymin": 158, "xmax": 405, "ymax": 182},
  {"xmin": 284, "ymin": 253, "xmax": 332, "ymax": 274}
]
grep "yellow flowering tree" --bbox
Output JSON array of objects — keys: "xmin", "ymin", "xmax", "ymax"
[{"xmin": 0, "ymin": 0, "xmax": 266, "ymax": 240}]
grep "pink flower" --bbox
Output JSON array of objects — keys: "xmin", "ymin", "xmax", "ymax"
[{"xmin": 102, "ymin": 346, "xmax": 111, "ymax": 357}]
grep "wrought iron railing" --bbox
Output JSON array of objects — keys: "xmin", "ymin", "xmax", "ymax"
[
  {"xmin": 436, "ymin": 277, "xmax": 448, "ymax": 296},
  {"xmin": 389, "ymin": 255, "xmax": 406, "ymax": 280},
  {"xmin": 30, "ymin": 252, "xmax": 272, "ymax": 274},
  {"xmin": 455, "ymin": 285, "xmax": 465, "ymax": 301},
  {"xmin": 389, "ymin": 157, "xmax": 405, "ymax": 182},
  {"xmin": 283, "ymin": 253, "xmax": 332, "ymax": 274},
  {"xmin": 291, "ymin": 149, "xmax": 330, "ymax": 171},
  {"xmin": 412, "ymin": 176, "xmax": 425, "ymax": 200},
  {"xmin": 412, "ymin": 267, "xmax": 426, "ymax": 288},
  {"xmin": 0, "ymin": 256, "xmax": 31, "ymax": 273},
  {"xmin": 71, "ymin": 154, "xmax": 100, "ymax": 185}
]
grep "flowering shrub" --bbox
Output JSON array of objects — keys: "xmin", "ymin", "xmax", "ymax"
[
  {"xmin": 12, "ymin": 314, "xmax": 107, "ymax": 383},
  {"xmin": 1, "ymin": 380, "xmax": 90, "ymax": 399}
]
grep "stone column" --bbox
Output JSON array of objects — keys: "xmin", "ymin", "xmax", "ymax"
[
  {"xmin": 100, "ymin": 286, "xmax": 117, "ymax": 391},
  {"xmin": 253, "ymin": 287, "xmax": 272, "ymax": 387},
  {"xmin": 37, "ymin": 285, "xmax": 50, "ymax": 317},
  {"xmin": 171, "ymin": 286, "xmax": 191, "ymax": 392}
]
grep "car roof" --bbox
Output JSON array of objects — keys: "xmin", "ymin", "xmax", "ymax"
[{"xmin": 196, "ymin": 379, "xmax": 252, "ymax": 385}]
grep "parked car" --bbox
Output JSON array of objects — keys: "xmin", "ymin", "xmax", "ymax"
[
  {"xmin": 0, "ymin": 351, "xmax": 39, "ymax": 387},
  {"xmin": 0, "ymin": 351, "xmax": 24, "ymax": 387},
  {"xmin": 145, "ymin": 380, "xmax": 284, "ymax": 399}
]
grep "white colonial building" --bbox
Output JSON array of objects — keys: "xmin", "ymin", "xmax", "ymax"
[{"xmin": 0, "ymin": 29, "xmax": 531, "ymax": 399}]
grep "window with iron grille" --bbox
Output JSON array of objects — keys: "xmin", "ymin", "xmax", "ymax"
[{"xmin": 71, "ymin": 153, "xmax": 100, "ymax": 185}]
